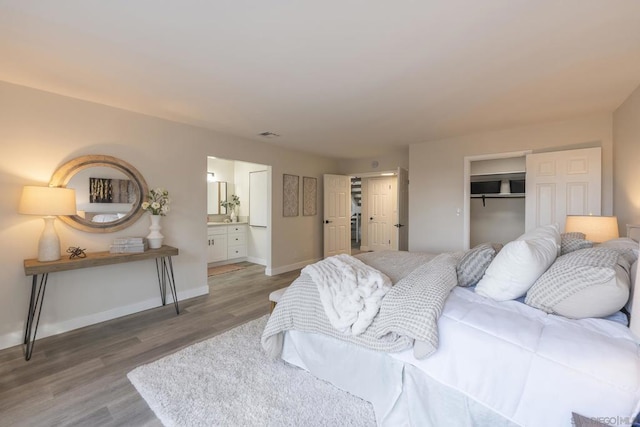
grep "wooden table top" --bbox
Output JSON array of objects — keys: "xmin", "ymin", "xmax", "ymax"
[{"xmin": 24, "ymin": 245, "xmax": 179, "ymax": 276}]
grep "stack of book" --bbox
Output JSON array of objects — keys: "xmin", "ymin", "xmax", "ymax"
[{"xmin": 109, "ymin": 237, "xmax": 148, "ymax": 253}]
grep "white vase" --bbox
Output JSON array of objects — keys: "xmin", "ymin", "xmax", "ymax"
[
  {"xmin": 147, "ymin": 214, "xmax": 164, "ymax": 249},
  {"xmin": 230, "ymin": 209, "xmax": 237, "ymax": 222}
]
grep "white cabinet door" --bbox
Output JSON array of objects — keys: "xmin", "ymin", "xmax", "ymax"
[
  {"xmin": 525, "ymin": 147, "xmax": 601, "ymax": 232},
  {"xmin": 207, "ymin": 234, "xmax": 227, "ymax": 263}
]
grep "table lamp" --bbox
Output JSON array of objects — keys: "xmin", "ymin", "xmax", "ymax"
[
  {"xmin": 564, "ymin": 215, "xmax": 619, "ymax": 243},
  {"xmin": 19, "ymin": 186, "xmax": 77, "ymax": 262}
]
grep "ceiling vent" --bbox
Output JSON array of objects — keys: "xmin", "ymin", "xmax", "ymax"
[{"xmin": 258, "ymin": 131, "xmax": 280, "ymax": 138}]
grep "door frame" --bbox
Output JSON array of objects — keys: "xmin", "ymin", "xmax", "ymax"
[
  {"xmin": 206, "ymin": 156, "xmax": 273, "ymax": 274},
  {"xmin": 347, "ymin": 170, "xmax": 401, "ymax": 252},
  {"xmin": 463, "ymin": 150, "xmax": 531, "ymax": 250}
]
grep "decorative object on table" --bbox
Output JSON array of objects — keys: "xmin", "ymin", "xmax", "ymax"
[
  {"xmin": 142, "ymin": 188, "xmax": 170, "ymax": 249},
  {"xmin": 220, "ymin": 194, "xmax": 240, "ymax": 222},
  {"xmin": 66, "ymin": 246, "xmax": 87, "ymax": 259},
  {"xmin": 146, "ymin": 215, "xmax": 164, "ymax": 249},
  {"xmin": 303, "ymin": 176, "xmax": 317, "ymax": 216},
  {"xmin": 110, "ymin": 237, "xmax": 148, "ymax": 253},
  {"xmin": 564, "ymin": 215, "xmax": 619, "ymax": 243},
  {"xmin": 18, "ymin": 186, "xmax": 78, "ymax": 262},
  {"xmin": 283, "ymin": 174, "xmax": 299, "ymax": 217}
]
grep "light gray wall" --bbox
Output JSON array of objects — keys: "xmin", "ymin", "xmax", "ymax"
[
  {"xmin": 470, "ymin": 198, "xmax": 526, "ymax": 246},
  {"xmin": 338, "ymin": 147, "xmax": 409, "ymax": 175},
  {"xmin": 613, "ymin": 83, "xmax": 640, "ymax": 231},
  {"xmin": 409, "ymin": 113, "xmax": 614, "ymax": 252},
  {"xmin": 0, "ymin": 81, "xmax": 339, "ymax": 350}
]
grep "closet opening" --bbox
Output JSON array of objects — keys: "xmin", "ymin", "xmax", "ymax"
[{"xmin": 463, "ymin": 151, "xmax": 531, "ymax": 250}]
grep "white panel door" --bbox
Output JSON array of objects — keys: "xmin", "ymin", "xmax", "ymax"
[
  {"xmin": 368, "ymin": 177, "xmax": 394, "ymax": 251},
  {"xmin": 323, "ymin": 174, "xmax": 351, "ymax": 258},
  {"xmin": 525, "ymin": 147, "xmax": 601, "ymax": 232},
  {"xmin": 395, "ymin": 167, "xmax": 409, "ymax": 251}
]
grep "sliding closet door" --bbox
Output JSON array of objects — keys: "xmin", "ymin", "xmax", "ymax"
[{"xmin": 525, "ymin": 147, "xmax": 601, "ymax": 232}]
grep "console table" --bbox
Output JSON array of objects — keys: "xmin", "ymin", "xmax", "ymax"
[{"xmin": 22, "ymin": 245, "xmax": 180, "ymax": 361}]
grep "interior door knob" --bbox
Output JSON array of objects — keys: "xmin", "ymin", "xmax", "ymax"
[
  {"xmin": 370, "ymin": 217, "xmax": 374, "ymax": 220},
  {"xmin": 324, "ymin": 220, "xmax": 332, "ymax": 224}
]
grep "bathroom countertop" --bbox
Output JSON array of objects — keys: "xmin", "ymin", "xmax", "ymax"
[{"xmin": 207, "ymin": 221, "xmax": 248, "ymax": 226}]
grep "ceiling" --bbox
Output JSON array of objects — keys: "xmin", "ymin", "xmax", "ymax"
[{"xmin": 1, "ymin": 1, "xmax": 640, "ymax": 159}]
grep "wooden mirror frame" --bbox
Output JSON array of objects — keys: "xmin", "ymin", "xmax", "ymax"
[{"xmin": 50, "ymin": 155, "xmax": 149, "ymax": 233}]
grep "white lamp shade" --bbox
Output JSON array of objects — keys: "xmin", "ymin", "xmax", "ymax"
[
  {"xmin": 19, "ymin": 186, "xmax": 77, "ymax": 216},
  {"xmin": 19, "ymin": 186, "xmax": 77, "ymax": 262},
  {"xmin": 564, "ymin": 215, "xmax": 619, "ymax": 243}
]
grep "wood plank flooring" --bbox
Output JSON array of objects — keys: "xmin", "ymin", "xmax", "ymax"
[{"xmin": 0, "ymin": 262, "xmax": 300, "ymax": 427}]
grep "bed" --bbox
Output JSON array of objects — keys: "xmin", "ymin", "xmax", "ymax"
[{"xmin": 262, "ymin": 225, "xmax": 640, "ymax": 427}]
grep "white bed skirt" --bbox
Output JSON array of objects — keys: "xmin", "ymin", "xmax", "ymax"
[{"xmin": 281, "ymin": 329, "xmax": 517, "ymax": 427}]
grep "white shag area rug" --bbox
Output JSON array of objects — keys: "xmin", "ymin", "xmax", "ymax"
[{"xmin": 127, "ymin": 315, "xmax": 376, "ymax": 427}]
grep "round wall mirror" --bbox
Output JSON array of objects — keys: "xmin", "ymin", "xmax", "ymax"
[{"xmin": 49, "ymin": 155, "xmax": 149, "ymax": 233}]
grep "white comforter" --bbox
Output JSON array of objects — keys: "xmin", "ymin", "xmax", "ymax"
[
  {"xmin": 391, "ymin": 287, "xmax": 640, "ymax": 426},
  {"xmin": 302, "ymin": 254, "xmax": 392, "ymax": 335}
]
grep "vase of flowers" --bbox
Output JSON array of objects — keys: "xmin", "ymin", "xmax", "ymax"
[
  {"xmin": 142, "ymin": 188, "xmax": 170, "ymax": 248},
  {"xmin": 221, "ymin": 194, "xmax": 240, "ymax": 222}
]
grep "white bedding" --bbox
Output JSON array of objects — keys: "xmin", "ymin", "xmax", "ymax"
[
  {"xmin": 395, "ymin": 287, "xmax": 640, "ymax": 426},
  {"xmin": 302, "ymin": 254, "xmax": 392, "ymax": 335},
  {"xmin": 282, "ymin": 286, "xmax": 640, "ymax": 426}
]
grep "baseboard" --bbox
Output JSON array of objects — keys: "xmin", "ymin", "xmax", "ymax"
[
  {"xmin": 0, "ymin": 285, "xmax": 209, "ymax": 351},
  {"xmin": 266, "ymin": 258, "xmax": 321, "ymax": 276}
]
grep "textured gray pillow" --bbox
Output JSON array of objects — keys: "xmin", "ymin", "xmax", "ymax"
[
  {"xmin": 560, "ymin": 232, "xmax": 593, "ymax": 255},
  {"xmin": 525, "ymin": 247, "xmax": 631, "ymax": 319},
  {"xmin": 562, "ymin": 232, "xmax": 586, "ymax": 240},
  {"xmin": 456, "ymin": 243, "xmax": 502, "ymax": 287}
]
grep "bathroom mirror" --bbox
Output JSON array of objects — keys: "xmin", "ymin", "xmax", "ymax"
[
  {"xmin": 208, "ymin": 181, "xmax": 228, "ymax": 214},
  {"xmin": 49, "ymin": 155, "xmax": 149, "ymax": 232}
]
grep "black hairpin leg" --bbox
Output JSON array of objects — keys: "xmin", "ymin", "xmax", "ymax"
[
  {"xmin": 24, "ymin": 273, "xmax": 48, "ymax": 361},
  {"xmin": 155, "ymin": 257, "xmax": 179, "ymax": 315}
]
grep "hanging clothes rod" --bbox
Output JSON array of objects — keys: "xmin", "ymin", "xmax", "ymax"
[{"xmin": 471, "ymin": 194, "xmax": 525, "ymax": 207}]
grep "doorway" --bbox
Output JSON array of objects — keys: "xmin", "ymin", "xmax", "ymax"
[
  {"xmin": 464, "ymin": 151, "xmax": 530, "ymax": 250},
  {"xmin": 324, "ymin": 168, "xmax": 408, "ymax": 256},
  {"xmin": 207, "ymin": 156, "xmax": 272, "ymax": 273}
]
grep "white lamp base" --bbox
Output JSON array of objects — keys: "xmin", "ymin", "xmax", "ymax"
[{"xmin": 38, "ymin": 216, "xmax": 61, "ymax": 262}]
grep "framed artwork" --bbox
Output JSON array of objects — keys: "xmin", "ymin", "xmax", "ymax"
[
  {"xmin": 283, "ymin": 174, "xmax": 299, "ymax": 217},
  {"xmin": 303, "ymin": 177, "xmax": 317, "ymax": 216},
  {"xmin": 89, "ymin": 178, "xmax": 134, "ymax": 203}
]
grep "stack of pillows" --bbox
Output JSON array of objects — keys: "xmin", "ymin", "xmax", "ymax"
[{"xmin": 456, "ymin": 223, "xmax": 639, "ymax": 319}]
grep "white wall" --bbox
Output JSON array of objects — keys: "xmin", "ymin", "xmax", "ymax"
[
  {"xmin": 409, "ymin": 114, "xmax": 614, "ymax": 252},
  {"xmin": 234, "ymin": 161, "xmax": 270, "ymax": 266},
  {"xmin": 338, "ymin": 147, "xmax": 409, "ymax": 175},
  {"xmin": 207, "ymin": 157, "xmax": 235, "ymax": 187},
  {"xmin": 613, "ymin": 83, "xmax": 640, "ymax": 230},
  {"xmin": 470, "ymin": 198, "xmax": 526, "ymax": 246},
  {"xmin": 0, "ymin": 81, "xmax": 339, "ymax": 350}
]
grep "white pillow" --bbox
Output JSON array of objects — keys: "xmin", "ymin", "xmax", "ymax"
[
  {"xmin": 517, "ymin": 223, "xmax": 561, "ymax": 255},
  {"xmin": 475, "ymin": 224, "xmax": 560, "ymax": 301}
]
